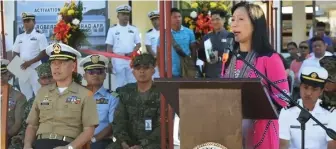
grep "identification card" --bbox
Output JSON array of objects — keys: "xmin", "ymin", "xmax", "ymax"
[{"xmin": 145, "ymin": 119, "xmax": 152, "ymax": 131}]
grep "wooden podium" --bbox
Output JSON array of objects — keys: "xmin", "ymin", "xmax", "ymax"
[{"xmin": 155, "ymin": 78, "xmax": 278, "ymax": 149}]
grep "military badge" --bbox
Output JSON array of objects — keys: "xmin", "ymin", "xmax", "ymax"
[
  {"xmin": 66, "ymin": 96, "xmax": 81, "ymax": 104},
  {"xmin": 22, "ymin": 12, "xmax": 27, "ymax": 18},
  {"xmin": 53, "ymin": 43, "xmax": 61, "ymax": 54},
  {"xmin": 30, "ymin": 37, "xmax": 37, "ymax": 41},
  {"xmin": 91, "ymin": 55, "xmax": 100, "ymax": 64},
  {"xmin": 193, "ymin": 142, "xmax": 228, "ymax": 149},
  {"xmin": 128, "ymin": 30, "xmax": 134, "ymax": 33},
  {"xmin": 311, "ymin": 72, "xmax": 317, "ymax": 79}
]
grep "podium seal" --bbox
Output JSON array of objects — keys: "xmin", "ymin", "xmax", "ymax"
[{"xmin": 193, "ymin": 142, "xmax": 228, "ymax": 149}]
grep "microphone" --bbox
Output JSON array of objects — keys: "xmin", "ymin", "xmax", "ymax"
[
  {"xmin": 220, "ymin": 33, "xmax": 234, "ymax": 77},
  {"xmin": 225, "ymin": 35, "xmax": 336, "ymax": 146}
]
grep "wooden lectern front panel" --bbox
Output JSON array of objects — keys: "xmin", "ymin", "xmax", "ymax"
[{"xmin": 179, "ymin": 88, "xmax": 242, "ymax": 149}]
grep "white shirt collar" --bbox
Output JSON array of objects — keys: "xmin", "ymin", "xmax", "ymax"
[{"xmin": 25, "ymin": 29, "xmax": 36, "ymax": 35}]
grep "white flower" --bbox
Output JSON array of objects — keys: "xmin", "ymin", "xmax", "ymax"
[
  {"xmin": 208, "ymin": 11, "xmax": 211, "ymax": 16},
  {"xmin": 72, "ymin": 18, "xmax": 80, "ymax": 25},
  {"xmin": 57, "ymin": 15, "xmax": 62, "ymax": 23},
  {"xmin": 190, "ymin": 11, "xmax": 197, "ymax": 19}
]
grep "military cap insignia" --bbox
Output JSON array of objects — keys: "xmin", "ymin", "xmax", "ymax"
[
  {"xmin": 311, "ymin": 72, "xmax": 317, "ymax": 79},
  {"xmin": 193, "ymin": 142, "xmax": 228, "ymax": 149},
  {"xmin": 91, "ymin": 55, "xmax": 100, "ymax": 64},
  {"xmin": 22, "ymin": 12, "xmax": 27, "ymax": 18},
  {"xmin": 124, "ymin": 6, "xmax": 128, "ymax": 10},
  {"xmin": 150, "ymin": 12, "xmax": 155, "ymax": 16},
  {"xmin": 53, "ymin": 43, "xmax": 61, "ymax": 54}
]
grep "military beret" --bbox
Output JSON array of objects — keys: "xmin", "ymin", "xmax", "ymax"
[
  {"xmin": 79, "ymin": 54, "xmax": 109, "ymax": 70},
  {"xmin": 131, "ymin": 53, "xmax": 156, "ymax": 68},
  {"xmin": 148, "ymin": 10, "xmax": 159, "ymax": 19},
  {"xmin": 35, "ymin": 62, "xmax": 52, "ymax": 78},
  {"xmin": 300, "ymin": 66, "xmax": 328, "ymax": 88},
  {"xmin": 116, "ymin": 4, "xmax": 131, "ymax": 13},
  {"xmin": 320, "ymin": 55, "xmax": 336, "ymax": 83},
  {"xmin": 22, "ymin": 12, "xmax": 36, "ymax": 20},
  {"xmin": 46, "ymin": 43, "xmax": 81, "ymax": 61},
  {"xmin": 1, "ymin": 59, "xmax": 10, "ymax": 74}
]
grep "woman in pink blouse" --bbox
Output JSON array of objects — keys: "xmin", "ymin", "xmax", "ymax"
[{"xmin": 224, "ymin": 2, "xmax": 289, "ymax": 149}]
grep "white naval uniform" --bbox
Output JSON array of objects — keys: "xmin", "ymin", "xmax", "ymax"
[
  {"xmin": 145, "ymin": 28, "xmax": 160, "ymax": 78},
  {"xmin": 105, "ymin": 24, "xmax": 141, "ymax": 89},
  {"xmin": 279, "ymin": 99, "xmax": 336, "ymax": 149},
  {"xmin": 12, "ymin": 29, "xmax": 48, "ymax": 100}
]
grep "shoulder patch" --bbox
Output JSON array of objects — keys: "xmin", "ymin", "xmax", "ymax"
[{"xmin": 147, "ymin": 29, "xmax": 153, "ymax": 33}]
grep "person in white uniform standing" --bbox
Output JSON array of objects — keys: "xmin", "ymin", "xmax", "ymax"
[
  {"xmin": 12, "ymin": 12, "xmax": 49, "ymax": 100},
  {"xmin": 279, "ymin": 66, "xmax": 336, "ymax": 149},
  {"xmin": 145, "ymin": 10, "xmax": 160, "ymax": 78},
  {"xmin": 105, "ymin": 5, "xmax": 141, "ymax": 89}
]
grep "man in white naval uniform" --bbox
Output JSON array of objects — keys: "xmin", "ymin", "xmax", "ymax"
[
  {"xmin": 145, "ymin": 10, "xmax": 160, "ymax": 79},
  {"xmin": 12, "ymin": 12, "xmax": 48, "ymax": 100},
  {"xmin": 105, "ymin": 5, "xmax": 141, "ymax": 90},
  {"xmin": 279, "ymin": 66, "xmax": 336, "ymax": 149}
]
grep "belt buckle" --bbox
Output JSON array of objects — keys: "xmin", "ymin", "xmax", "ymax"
[{"xmin": 49, "ymin": 133, "xmax": 58, "ymax": 139}]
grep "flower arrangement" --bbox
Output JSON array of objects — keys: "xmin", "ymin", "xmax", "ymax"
[
  {"xmin": 52, "ymin": 0, "xmax": 87, "ymax": 49},
  {"xmin": 182, "ymin": 1, "xmax": 231, "ymax": 40},
  {"xmin": 129, "ymin": 50, "xmax": 141, "ymax": 68}
]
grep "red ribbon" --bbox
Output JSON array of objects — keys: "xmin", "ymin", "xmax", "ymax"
[{"xmin": 80, "ymin": 49, "xmax": 131, "ymax": 60}]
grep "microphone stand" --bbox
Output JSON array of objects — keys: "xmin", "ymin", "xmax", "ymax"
[{"xmin": 228, "ymin": 48, "xmax": 336, "ymax": 149}]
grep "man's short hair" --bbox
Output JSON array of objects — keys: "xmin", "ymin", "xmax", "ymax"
[
  {"xmin": 311, "ymin": 36, "xmax": 325, "ymax": 44},
  {"xmin": 316, "ymin": 22, "xmax": 326, "ymax": 28},
  {"xmin": 171, "ymin": 8, "xmax": 181, "ymax": 14},
  {"xmin": 211, "ymin": 10, "xmax": 226, "ymax": 18}
]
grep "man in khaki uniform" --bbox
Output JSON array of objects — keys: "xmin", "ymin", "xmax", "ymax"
[
  {"xmin": 1, "ymin": 59, "xmax": 27, "ymax": 149},
  {"xmin": 23, "ymin": 43, "xmax": 99, "ymax": 149}
]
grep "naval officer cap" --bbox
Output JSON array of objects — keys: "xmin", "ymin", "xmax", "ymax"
[
  {"xmin": 300, "ymin": 66, "xmax": 328, "ymax": 88},
  {"xmin": 22, "ymin": 12, "xmax": 36, "ymax": 20},
  {"xmin": 79, "ymin": 54, "xmax": 109, "ymax": 71},
  {"xmin": 1, "ymin": 59, "xmax": 10, "ymax": 74},
  {"xmin": 46, "ymin": 43, "xmax": 81, "ymax": 61},
  {"xmin": 320, "ymin": 55, "xmax": 336, "ymax": 83},
  {"xmin": 116, "ymin": 4, "xmax": 132, "ymax": 13},
  {"xmin": 148, "ymin": 10, "xmax": 159, "ymax": 19}
]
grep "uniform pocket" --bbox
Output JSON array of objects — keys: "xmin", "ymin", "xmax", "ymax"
[{"xmin": 67, "ymin": 104, "xmax": 81, "ymax": 112}]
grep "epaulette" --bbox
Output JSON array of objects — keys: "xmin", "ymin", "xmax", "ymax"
[
  {"xmin": 36, "ymin": 30, "xmax": 42, "ymax": 33},
  {"xmin": 320, "ymin": 102, "xmax": 336, "ymax": 112},
  {"xmin": 147, "ymin": 29, "xmax": 153, "ymax": 33},
  {"xmin": 111, "ymin": 24, "xmax": 117, "ymax": 27},
  {"xmin": 107, "ymin": 89, "xmax": 119, "ymax": 97},
  {"xmin": 284, "ymin": 100, "xmax": 299, "ymax": 110}
]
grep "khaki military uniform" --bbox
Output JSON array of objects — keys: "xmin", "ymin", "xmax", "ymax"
[
  {"xmin": 7, "ymin": 87, "xmax": 27, "ymax": 149},
  {"xmin": 27, "ymin": 82, "xmax": 99, "ymax": 139}
]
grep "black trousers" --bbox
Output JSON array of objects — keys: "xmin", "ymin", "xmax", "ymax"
[{"xmin": 33, "ymin": 139, "xmax": 69, "ymax": 149}]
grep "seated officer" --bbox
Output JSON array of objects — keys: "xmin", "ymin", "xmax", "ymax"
[
  {"xmin": 10, "ymin": 62, "xmax": 55, "ymax": 147},
  {"xmin": 24, "ymin": 43, "xmax": 99, "ymax": 149},
  {"xmin": 279, "ymin": 66, "xmax": 336, "ymax": 149},
  {"xmin": 110, "ymin": 52, "xmax": 162, "ymax": 149},
  {"xmin": 1, "ymin": 59, "xmax": 27, "ymax": 149},
  {"xmin": 79, "ymin": 54, "xmax": 119, "ymax": 149}
]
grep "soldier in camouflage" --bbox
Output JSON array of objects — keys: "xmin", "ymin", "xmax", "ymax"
[
  {"xmin": 109, "ymin": 53, "xmax": 162, "ymax": 149},
  {"xmin": 320, "ymin": 55, "xmax": 336, "ymax": 108},
  {"xmin": 1, "ymin": 59, "xmax": 27, "ymax": 149},
  {"xmin": 9, "ymin": 62, "xmax": 55, "ymax": 148}
]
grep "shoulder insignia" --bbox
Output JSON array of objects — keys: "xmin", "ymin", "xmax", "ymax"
[
  {"xmin": 320, "ymin": 102, "xmax": 336, "ymax": 112},
  {"xmin": 111, "ymin": 24, "xmax": 117, "ymax": 28},
  {"xmin": 147, "ymin": 29, "xmax": 153, "ymax": 33},
  {"xmin": 36, "ymin": 30, "xmax": 42, "ymax": 33},
  {"xmin": 130, "ymin": 24, "xmax": 136, "ymax": 27},
  {"xmin": 284, "ymin": 101, "xmax": 298, "ymax": 110}
]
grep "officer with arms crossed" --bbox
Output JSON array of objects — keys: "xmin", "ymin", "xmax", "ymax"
[
  {"xmin": 23, "ymin": 43, "xmax": 99, "ymax": 149},
  {"xmin": 105, "ymin": 4, "xmax": 141, "ymax": 90},
  {"xmin": 279, "ymin": 66, "xmax": 336, "ymax": 149},
  {"xmin": 12, "ymin": 12, "xmax": 49, "ymax": 100},
  {"xmin": 145, "ymin": 10, "xmax": 160, "ymax": 78},
  {"xmin": 1, "ymin": 59, "xmax": 27, "ymax": 149},
  {"xmin": 80, "ymin": 54, "xmax": 119, "ymax": 149}
]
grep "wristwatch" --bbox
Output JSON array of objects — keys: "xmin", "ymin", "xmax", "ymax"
[
  {"xmin": 91, "ymin": 137, "xmax": 97, "ymax": 143},
  {"xmin": 67, "ymin": 145, "xmax": 74, "ymax": 149}
]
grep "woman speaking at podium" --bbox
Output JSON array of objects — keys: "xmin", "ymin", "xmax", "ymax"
[{"xmin": 222, "ymin": 2, "xmax": 289, "ymax": 149}]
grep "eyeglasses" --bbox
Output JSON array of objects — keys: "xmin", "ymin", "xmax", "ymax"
[
  {"xmin": 86, "ymin": 69, "xmax": 105, "ymax": 75},
  {"xmin": 299, "ymin": 46, "xmax": 308, "ymax": 49}
]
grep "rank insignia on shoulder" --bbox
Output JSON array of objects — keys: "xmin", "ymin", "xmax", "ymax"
[
  {"xmin": 96, "ymin": 98, "xmax": 109, "ymax": 104},
  {"xmin": 66, "ymin": 96, "xmax": 81, "ymax": 104},
  {"xmin": 128, "ymin": 30, "xmax": 134, "ymax": 33},
  {"xmin": 36, "ymin": 30, "xmax": 42, "ymax": 33},
  {"xmin": 147, "ymin": 29, "xmax": 153, "ymax": 33}
]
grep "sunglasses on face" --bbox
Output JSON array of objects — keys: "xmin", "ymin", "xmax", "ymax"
[
  {"xmin": 86, "ymin": 69, "xmax": 105, "ymax": 75},
  {"xmin": 299, "ymin": 46, "xmax": 308, "ymax": 49}
]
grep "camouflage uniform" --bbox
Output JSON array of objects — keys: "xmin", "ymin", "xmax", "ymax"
[
  {"xmin": 9, "ymin": 62, "xmax": 52, "ymax": 148},
  {"xmin": 108, "ymin": 53, "xmax": 163, "ymax": 149},
  {"xmin": 320, "ymin": 56, "xmax": 336, "ymax": 107}
]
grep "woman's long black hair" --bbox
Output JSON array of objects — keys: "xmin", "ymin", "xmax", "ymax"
[{"xmin": 232, "ymin": 2, "xmax": 275, "ymax": 54}]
